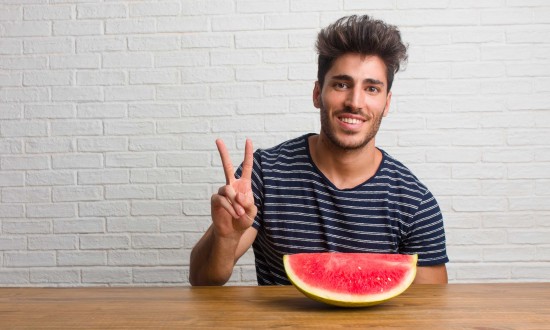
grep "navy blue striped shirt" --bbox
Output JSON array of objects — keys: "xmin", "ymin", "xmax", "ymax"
[{"xmin": 237, "ymin": 134, "xmax": 448, "ymax": 285}]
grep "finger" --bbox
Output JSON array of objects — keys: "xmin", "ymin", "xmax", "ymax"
[
  {"xmin": 240, "ymin": 138, "xmax": 254, "ymax": 180},
  {"xmin": 216, "ymin": 139, "xmax": 235, "ymax": 185},
  {"xmin": 212, "ymin": 194, "xmax": 240, "ymax": 219},
  {"xmin": 218, "ymin": 185, "xmax": 245, "ymax": 217}
]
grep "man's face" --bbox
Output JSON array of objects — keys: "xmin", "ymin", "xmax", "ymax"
[{"xmin": 313, "ymin": 53, "xmax": 391, "ymax": 151}]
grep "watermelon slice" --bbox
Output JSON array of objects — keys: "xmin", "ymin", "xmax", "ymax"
[{"xmin": 283, "ymin": 252, "xmax": 417, "ymax": 307}]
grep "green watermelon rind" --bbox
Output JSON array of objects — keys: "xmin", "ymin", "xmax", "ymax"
[{"xmin": 283, "ymin": 253, "xmax": 418, "ymax": 308}]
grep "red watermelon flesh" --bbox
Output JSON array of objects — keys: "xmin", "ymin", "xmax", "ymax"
[{"xmin": 283, "ymin": 252, "xmax": 417, "ymax": 307}]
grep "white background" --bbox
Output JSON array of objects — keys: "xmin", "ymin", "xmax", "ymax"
[{"xmin": 0, "ymin": 0, "xmax": 549, "ymax": 286}]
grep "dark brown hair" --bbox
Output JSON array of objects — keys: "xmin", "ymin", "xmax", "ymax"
[{"xmin": 316, "ymin": 15, "xmax": 408, "ymax": 91}]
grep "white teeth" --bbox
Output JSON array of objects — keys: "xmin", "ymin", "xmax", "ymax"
[{"xmin": 340, "ymin": 117, "xmax": 361, "ymax": 124}]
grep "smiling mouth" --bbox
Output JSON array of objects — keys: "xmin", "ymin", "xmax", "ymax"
[{"xmin": 339, "ymin": 117, "xmax": 364, "ymax": 124}]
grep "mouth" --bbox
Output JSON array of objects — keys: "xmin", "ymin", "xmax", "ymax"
[{"xmin": 337, "ymin": 115, "xmax": 366, "ymax": 130}]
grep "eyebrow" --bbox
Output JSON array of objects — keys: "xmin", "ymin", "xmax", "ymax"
[{"xmin": 330, "ymin": 74, "xmax": 385, "ymax": 86}]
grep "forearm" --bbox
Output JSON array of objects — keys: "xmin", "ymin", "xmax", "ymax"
[{"xmin": 189, "ymin": 226, "xmax": 241, "ymax": 286}]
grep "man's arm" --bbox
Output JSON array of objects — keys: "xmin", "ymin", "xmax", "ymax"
[
  {"xmin": 189, "ymin": 226, "xmax": 257, "ymax": 286},
  {"xmin": 189, "ymin": 139, "xmax": 258, "ymax": 286},
  {"xmin": 414, "ymin": 264, "xmax": 448, "ymax": 284}
]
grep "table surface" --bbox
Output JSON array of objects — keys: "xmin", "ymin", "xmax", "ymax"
[{"xmin": 1, "ymin": 283, "xmax": 549, "ymax": 329}]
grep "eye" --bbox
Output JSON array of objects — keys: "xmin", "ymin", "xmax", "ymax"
[
  {"xmin": 334, "ymin": 82, "xmax": 349, "ymax": 90},
  {"xmin": 366, "ymin": 86, "xmax": 380, "ymax": 94}
]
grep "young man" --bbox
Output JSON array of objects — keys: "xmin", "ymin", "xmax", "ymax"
[{"xmin": 190, "ymin": 15, "xmax": 449, "ymax": 286}]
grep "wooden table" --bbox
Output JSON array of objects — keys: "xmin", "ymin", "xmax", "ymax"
[{"xmin": 1, "ymin": 283, "xmax": 549, "ymax": 329}]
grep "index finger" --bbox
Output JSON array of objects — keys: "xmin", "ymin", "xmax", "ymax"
[
  {"xmin": 241, "ymin": 138, "xmax": 254, "ymax": 180},
  {"xmin": 215, "ymin": 139, "xmax": 235, "ymax": 185}
]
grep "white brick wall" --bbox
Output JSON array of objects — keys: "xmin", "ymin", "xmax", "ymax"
[{"xmin": 0, "ymin": 1, "xmax": 549, "ymax": 286}]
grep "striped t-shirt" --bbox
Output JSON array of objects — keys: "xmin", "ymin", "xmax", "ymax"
[{"xmin": 237, "ymin": 133, "xmax": 448, "ymax": 285}]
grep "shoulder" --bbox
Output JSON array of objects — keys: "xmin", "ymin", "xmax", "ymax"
[
  {"xmin": 256, "ymin": 134, "xmax": 312, "ymax": 159},
  {"xmin": 377, "ymin": 148, "xmax": 431, "ymax": 197}
]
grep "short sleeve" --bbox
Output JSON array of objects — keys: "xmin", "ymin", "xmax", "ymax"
[{"xmin": 400, "ymin": 190, "xmax": 449, "ymax": 266}]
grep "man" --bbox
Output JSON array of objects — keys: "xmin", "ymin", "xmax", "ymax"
[{"xmin": 190, "ymin": 15, "xmax": 449, "ymax": 286}]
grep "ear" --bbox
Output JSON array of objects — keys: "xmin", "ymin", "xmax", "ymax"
[
  {"xmin": 383, "ymin": 91, "xmax": 392, "ymax": 117},
  {"xmin": 313, "ymin": 81, "xmax": 321, "ymax": 109}
]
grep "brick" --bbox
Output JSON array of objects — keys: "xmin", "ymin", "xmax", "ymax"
[
  {"xmin": 161, "ymin": 217, "xmax": 209, "ymax": 233},
  {"xmin": 27, "ymin": 203, "xmax": 76, "ymax": 218},
  {"xmin": 108, "ymin": 251, "xmax": 159, "ymax": 266},
  {"xmin": 52, "ymin": 87, "xmax": 102, "ymax": 102},
  {"xmin": 23, "ymin": 37, "xmax": 73, "ymax": 54},
  {"xmin": 26, "ymin": 171, "xmax": 75, "ymax": 186},
  {"xmin": 481, "ymin": 8, "xmax": 533, "ymax": 25},
  {"xmin": 130, "ymin": 1, "xmax": 181, "ymax": 16},
  {"xmin": 180, "ymin": 0, "xmax": 234, "ymax": 15},
  {"xmin": 77, "ymin": 71, "xmax": 126, "ymax": 86},
  {"xmin": 129, "ymin": 137, "xmax": 180, "ymax": 151},
  {"xmin": 103, "ymin": 53, "xmax": 153, "ymax": 69},
  {"xmin": 78, "ymin": 170, "xmax": 129, "ymax": 185},
  {"xmin": 82, "ymin": 268, "xmax": 132, "ymax": 283},
  {"xmin": 5, "ymin": 252, "xmax": 56, "ymax": 267},
  {"xmin": 0, "ymin": 72, "xmax": 21, "ymax": 87},
  {"xmin": 181, "ymin": 67, "xmax": 233, "ymax": 83},
  {"xmin": 105, "ymin": 86, "xmax": 155, "ymax": 101},
  {"xmin": 28, "ymin": 235, "xmax": 77, "ymax": 250},
  {"xmin": 155, "ymin": 51, "xmax": 209, "ymax": 67},
  {"xmin": 79, "ymin": 202, "xmax": 129, "ymax": 217},
  {"xmin": 130, "ymin": 169, "xmax": 181, "ymax": 184},
  {"xmin": 128, "ymin": 36, "xmax": 180, "ymax": 51},
  {"xmin": 0, "ymin": 39, "xmax": 22, "ymax": 55},
  {"xmin": 0, "ymin": 57, "xmax": 47, "ymax": 70},
  {"xmin": 105, "ymin": 185, "xmax": 155, "ymax": 199},
  {"xmin": 131, "ymin": 201, "xmax": 181, "ymax": 216},
  {"xmin": 211, "ymin": 83, "xmax": 262, "ymax": 99},
  {"xmin": 0, "ymin": 270, "xmax": 29, "ymax": 285},
  {"xmin": 212, "ymin": 15, "xmax": 262, "ymax": 31},
  {"xmin": 53, "ymin": 186, "xmax": 103, "ymax": 202},
  {"xmin": 24, "ymin": 5, "xmax": 72, "ymax": 20},
  {"xmin": 236, "ymin": 0, "xmax": 288, "ymax": 13},
  {"xmin": 265, "ymin": 13, "xmax": 318, "ymax": 30},
  {"xmin": 0, "ymin": 139, "xmax": 23, "ymax": 154},
  {"xmin": 1, "ymin": 21, "xmax": 50, "ymax": 37},
  {"xmin": 1, "ymin": 121, "xmax": 47, "ymax": 137},
  {"xmin": 77, "ymin": 137, "xmax": 127, "ymax": 152},
  {"xmin": 157, "ymin": 17, "xmax": 208, "ymax": 32},
  {"xmin": 0, "ymin": 87, "xmax": 49, "ymax": 102},
  {"xmin": 456, "ymin": 264, "xmax": 510, "ymax": 280},
  {"xmin": 182, "ymin": 102, "xmax": 235, "ymax": 117},
  {"xmin": 157, "ymin": 184, "xmax": 209, "ymax": 200},
  {"xmin": 53, "ymin": 20, "xmax": 102, "ymax": 36},
  {"xmin": 452, "ymin": 164, "xmax": 506, "ymax": 179},
  {"xmin": 132, "ymin": 234, "xmax": 183, "ymax": 249},
  {"xmin": 211, "ymin": 50, "xmax": 261, "ymax": 65},
  {"xmin": 105, "ymin": 19, "xmax": 156, "ymax": 34},
  {"xmin": 58, "ymin": 251, "xmax": 106, "ymax": 266},
  {"xmin": 104, "ymin": 121, "xmax": 154, "ymax": 135},
  {"xmin": 181, "ymin": 34, "xmax": 232, "ymax": 48},
  {"xmin": 237, "ymin": 98, "xmax": 288, "ymax": 115},
  {"xmin": 236, "ymin": 66, "xmax": 287, "ymax": 81},
  {"xmin": 452, "ymin": 197, "xmax": 508, "ymax": 212},
  {"xmin": 133, "ymin": 267, "xmax": 186, "ymax": 283},
  {"xmin": 52, "ymin": 154, "xmax": 103, "ymax": 169},
  {"xmin": 0, "ymin": 237, "xmax": 27, "ymax": 250},
  {"xmin": 25, "ymin": 104, "xmax": 75, "ymax": 119},
  {"xmin": 483, "ymin": 247, "xmax": 537, "ymax": 262},
  {"xmin": 157, "ymin": 119, "xmax": 209, "ymax": 134},
  {"xmin": 212, "ymin": 117, "xmax": 264, "ymax": 133},
  {"xmin": 130, "ymin": 70, "xmax": 179, "ymax": 85},
  {"xmin": 105, "ymin": 153, "xmax": 155, "ymax": 168},
  {"xmin": 482, "ymin": 213, "xmax": 535, "ymax": 228},
  {"xmin": 156, "ymin": 85, "xmax": 209, "ymax": 101},
  {"xmin": 2, "ymin": 187, "xmax": 50, "ymax": 203},
  {"xmin": 0, "ymin": 171, "xmax": 24, "ymax": 187},
  {"xmin": 77, "ymin": 4, "xmax": 127, "ymax": 19},
  {"xmin": 1, "ymin": 155, "xmax": 49, "ymax": 170},
  {"xmin": 159, "ymin": 249, "xmax": 189, "ymax": 266},
  {"xmin": 235, "ymin": 32, "xmax": 287, "ymax": 48},
  {"xmin": 80, "ymin": 234, "xmax": 130, "ymax": 249},
  {"xmin": 263, "ymin": 50, "xmax": 312, "ymax": 64},
  {"xmin": 54, "ymin": 218, "xmax": 105, "ymax": 233},
  {"xmin": 3, "ymin": 220, "xmax": 50, "ymax": 234},
  {"xmin": 512, "ymin": 264, "xmax": 550, "ymax": 280},
  {"xmin": 509, "ymin": 198, "xmax": 550, "ymax": 211},
  {"xmin": 78, "ymin": 103, "xmax": 126, "ymax": 119},
  {"xmin": 107, "ymin": 217, "xmax": 158, "ymax": 233},
  {"xmin": 0, "ymin": 204, "xmax": 25, "ymax": 219},
  {"xmin": 183, "ymin": 200, "xmax": 210, "ymax": 216},
  {"xmin": 76, "ymin": 37, "xmax": 127, "ymax": 53},
  {"xmin": 129, "ymin": 103, "xmax": 180, "ymax": 118}
]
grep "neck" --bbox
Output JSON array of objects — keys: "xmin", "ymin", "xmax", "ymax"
[{"xmin": 309, "ymin": 134, "xmax": 382, "ymax": 190}]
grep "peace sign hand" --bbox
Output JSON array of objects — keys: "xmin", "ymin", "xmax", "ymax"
[{"xmin": 211, "ymin": 138, "xmax": 257, "ymax": 239}]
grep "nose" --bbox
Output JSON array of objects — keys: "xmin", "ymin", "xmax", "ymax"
[{"xmin": 344, "ymin": 86, "xmax": 363, "ymax": 111}]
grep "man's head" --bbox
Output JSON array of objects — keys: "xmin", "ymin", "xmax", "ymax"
[{"xmin": 316, "ymin": 15, "xmax": 408, "ymax": 92}]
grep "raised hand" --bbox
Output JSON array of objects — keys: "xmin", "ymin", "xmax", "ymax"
[{"xmin": 210, "ymin": 138, "xmax": 257, "ymax": 238}]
